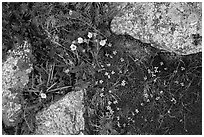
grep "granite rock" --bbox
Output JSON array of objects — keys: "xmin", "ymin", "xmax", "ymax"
[
  {"xmin": 2, "ymin": 40, "xmax": 33, "ymax": 127},
  {"xmin": 111, "ymin": 2, "xmax": 202, "ymax": 55},
  {"xmin": 35, "ymin": 89, "xmax": 85, "ymax": 135}
]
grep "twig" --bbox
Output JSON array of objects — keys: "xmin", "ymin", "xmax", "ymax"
[
  {"xmin": 46, "ymin": 82, "xmax": 57, "ymax": 92},
  {"xmin": 47, "ymin": 85, "xmax": 72, "ymax": 93},
  {"xmin": 46, "ymin": 62, "xmax": 51, "ymax": 87},
  {"xmin": 47, "ymin": 62, "xmax": 55, "ymax": 87}
]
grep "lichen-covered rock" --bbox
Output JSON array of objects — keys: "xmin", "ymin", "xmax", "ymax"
[
  {"xmin": 111, "ymin": 2, "xmax": 202, "ymax": 55},
  {"xmin": 35, "ymin": 90, "xmax": 84, "ymax": 135},
  {"xmin": 2, "ymin": 40, "xmax": 33, "ymax": 127}
]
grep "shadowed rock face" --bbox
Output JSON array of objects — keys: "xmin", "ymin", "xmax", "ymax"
[{"xmin": 111, "ymin": 2, "xmax": 202, "ymax": 55}]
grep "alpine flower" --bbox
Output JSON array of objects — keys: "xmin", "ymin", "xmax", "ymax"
[
  {"xmin": 40, "ymin": 93, "xmax": 47, "ymax": 99},
  {"xmin": 77, "ymin": 37, "xmax": 84, "ymax": 44},
  {"xmin": 88, "ymin": 32, "xmax": 93, "ymax": 38},
  {"xmin": 99, "ymin": 39, "xmax": 107, "ymax": 46},
  {"xmin": 70, "ymin": 44, "xmax": 77, "ymax": 51}
]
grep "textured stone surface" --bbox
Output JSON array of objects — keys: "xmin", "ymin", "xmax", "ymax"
[
  {"xmin": 2, "ymin": 40, "xmax": 33, "ymax": 127},
  {"xmin": 111, "ymin": 2, "xmax": 202, "ymax": 55},
  {"xmin": 35, "ymin": 89, "xmax": 85, "ymax": 135}
]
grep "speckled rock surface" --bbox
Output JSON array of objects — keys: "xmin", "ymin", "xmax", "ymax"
[
  {"xmin": 34, "ymin": 89, "xmax": 85, "ymax": 135},
  {"xmin": 2, "ymin": 40, "xmax": 33, "ymax": 127},
  {"xmin": 111, "ymin": 2, "xmax": 202, "ymax": 55}
]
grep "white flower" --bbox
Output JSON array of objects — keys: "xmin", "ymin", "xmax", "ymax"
[
  {"xmin": 120, "ymin": 58, "xmax": 124, "ymax": 62},
  {"xmin": 104, "ymin": 72, "xmax": 109, "ymax": 76},
  {"xmin": 121, "ymin": 80, "xmax": 126, "ymax": 86},
  {"xmin": 70, "ymin": 44, "xmax": 77, "ymax": 51},
  {"xmin": 160, "ymin": 90, "xmax": 163, "ymax": 94},
  {"xmin": 106, "ymin": 105, "xmax": 112, "ymax": 110},
  {"xmin": 160, "ymin": 62, "xmax": 164, "ymax": 66},
  {"xmin": 106, "ymin": 63, "xmax": 111, "ymax": 67},
  {"xmin": 83, "ymin": 39, "xmax": 88, "ymax": 43},
  {"xmin": 155, "ymin": 96, "xmax": 160, "ymax": 100},
  {"xmin": 108, "ymin": 75, "xmax": 111, "ymax": 79},
  {"xmin": 64, "ymin": 69, "xmax": 69, "ymax": 74},
  {"xmin": 77, "ymin": 37, "xmax": 84, "ymax": 44},
  {"xmin": 135, "ymin": 109, "xmax": 139, "ymax": 113},
  {"xmin": 113, "ymin": 50, "xmax": 117, "ymax": 55},
  {"xmin": 100, "ymin": 93, "xmax": 104, "ymax": 97},
  {"xmin": 111, "ymin": 71, "xmax": 115, "ymax": 75},
  {"xmin": 88, "ymin": 32, "xmax": 93, "ymax": 38},
  {"xmin": 40, "ymin": 93, "xmax": 47, "ymax": 99},
  {"xmin": 99, "ymin": 39, "xmax": 107, "ymax": 46},
  {"xmin": 99, "ymin": 80, "xmax": 103, "ymax": 84},
  {"xmin": 108, "ymin": 43, "xmax": 112, "ymax": 47},
  {"xmin": 108, "ymin": 101, "xmax": 112, "ymax": 105},
  {"xmin": 69, "ymin": 10, "xmax": 73, "ymax": 15},
  {"xmin": 113, "ymin": 100, "xmax": 118, "ymax": 104}
]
